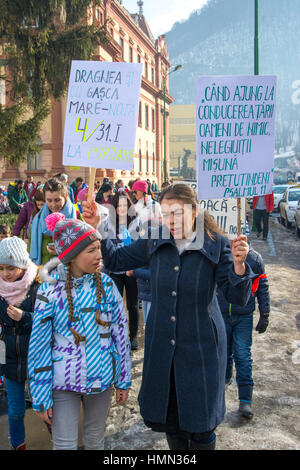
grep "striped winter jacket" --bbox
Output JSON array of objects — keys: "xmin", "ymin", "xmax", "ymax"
[{"xmin": 28, "ymin": 258, "xmax": 131, "ymax": 413}]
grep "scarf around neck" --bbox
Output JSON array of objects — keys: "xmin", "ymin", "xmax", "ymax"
[
  {"xmin": 30, "ymin": 198, "xmax": 77, "ymax": 266},
  {"xmin": 0, "ymin": 260, "xmax": 38, "ymax": 306}
]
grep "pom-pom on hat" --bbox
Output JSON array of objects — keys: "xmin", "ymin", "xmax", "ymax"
[
  {"xmin": 132, "ymin": 180, "xmax": 148, "ymax": 193},
  {"xmin": 45, "ymin": 213, "xmax": 101, "ymax": 265},
  {"xmin": 77, "ymin": 188, "xmax": 95, "ymax": 202},
  {"xmin": 45, "ymin": 212, "xmax": 66, "ymax": 232}
]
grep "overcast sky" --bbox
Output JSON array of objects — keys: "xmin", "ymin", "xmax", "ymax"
[{"xmin": 122, "ymin": 0, "xmax": 209, "ymax": 37}]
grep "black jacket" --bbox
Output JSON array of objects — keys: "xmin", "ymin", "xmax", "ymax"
[
  {"xmin": 217, "ymin": 247, "xmax": 270, "ymax": 316},
  {"xmin": 0, "ymin": 282, "xmax": 40, "ymax": 382}
]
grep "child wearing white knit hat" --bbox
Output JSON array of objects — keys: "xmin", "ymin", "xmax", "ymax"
[{"xmin": 0, "ymin": 236, "xmax": 40, "ymax": 450}]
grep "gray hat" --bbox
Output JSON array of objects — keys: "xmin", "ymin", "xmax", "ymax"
[
  {"xmin": 0, "ymin": 236, "xmax": 30, "ymax": 269},
  {"xmin": 45, "ymin": 213, "xmax": 101, "ymax": 265}
]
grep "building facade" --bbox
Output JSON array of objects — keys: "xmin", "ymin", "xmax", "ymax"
[
  {"xmin": 169, "ymin": 104, "xmax": 196, "ymax": 179},
  {"xmin": 0, "ymin": 0, "xmax": 173, "ymax": 188}
]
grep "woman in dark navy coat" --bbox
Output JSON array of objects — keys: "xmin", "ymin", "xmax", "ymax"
[{"xmin": 82, "ymin": 184, "xmax": 254, "ymax": 450}]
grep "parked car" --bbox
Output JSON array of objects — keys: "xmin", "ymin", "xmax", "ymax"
[
  {"xmin": 279, "ymin": 187, "xmax": 300, "ymax": 228},
  {"xmin": 273, "ymin": 185, "xmax": 293, "ymax": 212},
  {"xmin": 295, "ymin": 198, "xmax": 300, "ymax": 238}
]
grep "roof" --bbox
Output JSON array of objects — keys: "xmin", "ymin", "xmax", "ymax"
[{"xmin": 130, "ymin": 13, "xmax": 155, "ymax": 44}]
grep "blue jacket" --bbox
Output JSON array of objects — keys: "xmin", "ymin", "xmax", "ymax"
[
  {"xmin": 28, "ymin": 258, "xmax": 131, "ymax": 411},
  {"xmin": 0, "ymin": 282, "xmax": 40, "ymax": 382},
  {"xmin": 132, "ymin": 267, "xmax": 151, "ymax": 302},
  {"xmin": 100, "ymin": 224, "xmax": 255, "ymax": 433},
  {"xmin": 28, "ymin": 259, "xmax": 131, "ymax": 412},
  {"xmin": 217, "ymin": 247, "xmax": 270, "ymax": 316}
]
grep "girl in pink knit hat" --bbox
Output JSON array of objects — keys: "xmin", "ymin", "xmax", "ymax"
[{"xmin": 131, "ymin": 180, "xmax": 161, "ymax": 226}]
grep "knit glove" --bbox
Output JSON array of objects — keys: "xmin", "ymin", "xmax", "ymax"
[{"xmin": 256, "ymin": 313, "xmax": 269, "ymax": 334}]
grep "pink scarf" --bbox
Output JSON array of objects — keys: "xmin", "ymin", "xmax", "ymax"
[{"xmin": 0, "ymin": 261, "xmax": 38, "ymax": 306}]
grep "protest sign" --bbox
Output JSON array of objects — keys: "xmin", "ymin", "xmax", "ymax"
[
  {"xmin": 173, "ymin": 179, "xmax": 197, "ymax": 191},
  {"xmin": 199, "ymin": 197, "xmax": 246, "ymax": 239},
  {"xmin": 63, "ymin": 61, "xmax": 143, "ymax": 171},
  {"xmin": 196, "ymin": 75, "xmax": 277, "ymax": 200},
  {"xmin": 173, "ymin": 179, "xmax": 246, "ymax": 239}
]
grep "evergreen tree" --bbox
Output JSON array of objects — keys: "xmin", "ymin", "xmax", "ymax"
[{"xmin": 0, "ymin": 0, "xmax": 107, "ymax": 166}]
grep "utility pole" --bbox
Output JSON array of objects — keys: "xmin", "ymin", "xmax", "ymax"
[{"xmin": 252, "ymin": 0, "xmax": 259, "ymax": 232}]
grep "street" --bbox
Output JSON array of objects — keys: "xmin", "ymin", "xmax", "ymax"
[{"xmin": 0, "ymin": 215, "xmax": 299, "ymax": 450}]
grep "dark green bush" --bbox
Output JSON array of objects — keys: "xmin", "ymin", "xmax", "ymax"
[{"xmin": 0, "ymin": 214, "xmax": 18, "ymax": 231}]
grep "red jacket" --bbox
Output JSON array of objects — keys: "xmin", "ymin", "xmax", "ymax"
[
  {"xmin": 253, "ymin": 193, "xmax": 274, "ymax": 213},
  {"xmin": 24, "ymin": 181, "xmax": 37, "ymax": 199}
]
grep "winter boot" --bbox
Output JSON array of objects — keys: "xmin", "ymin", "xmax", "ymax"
[
  {"xmin": 189, "ymin": 437, "xmax": 216, "ymax": 450},
  {"xmin": 239, "ymin": 401, "xmax": 253, "ymax": 419},
  {"xmin": 166, "ymin": 433, "xmax": 189, "ymax": 450},
  {"xmin": 11, "ymin": 443, "xmax": 26, "ymax": 450}
]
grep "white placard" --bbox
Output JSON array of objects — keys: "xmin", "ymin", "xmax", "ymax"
[
  {"xmin": 63, "ymin": 61, "xmax": 143, "ymax": 170},
  {"xmin": 196, "ymin": 75, "xmax": 277, "ymax": 200},
  {"xmin": 199, "ymin": 198, "xmax": 246, "ymax": 239}
]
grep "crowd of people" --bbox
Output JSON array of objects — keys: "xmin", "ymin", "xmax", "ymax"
[{"xmin": 0, "ymin": 174, "xmax": 270, "ymax": 451}]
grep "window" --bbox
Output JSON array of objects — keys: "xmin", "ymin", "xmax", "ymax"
[
  {"xmin": 152, "ymin": 144, "xmax": 155, "ymax": 173},
  {"xmin": 110, "ymin": 28, "xmax": 114, "ymax": 38},
  {"xmin": 96, "ymin": 9, "xmax": 103, "ymax": 23},
  {"xmin": 145, "ymin": 142, "xmax": 149, "ymax": 173},
  {"xmin": 151, "ymin": 68, "xmax": 155, "ymax": 84},
  {"xmin": 138, "ymin": 101, "xmax": 142, "ymax": 127},
  {"xmin": 22, "ymin": 17, "xmax": 39, "ymax": 28},
  {"xmin": 129, "ymin": 46, "xmax": 133, "ymax": 62},
  {"xmin": 119, "ymin": 37, "xmax": 124, "ymax": 58},
  {"xmin": 27, "ymin": 144, "xmax": 42, "ymax": 170},
  {"xmin": 139, "ymin": 149, "xmax": 142, "ymax": 172},
  {"xmin": 152, "ymin": 108, "xmax": 155, "ymax": 132},
  {"xmin": 145, "ymin": 62, "xmax": 148, "ymax": 80},
  {"xmin": 273, "ymin": 186, "xmax": 288, "ymax": 194},
  {"xmin": 288, "ymin": 190, "xmax": 300, "ymax": 201},
  {"xmin": 137, "ymin": 54, "xmax": 141, "ymax": 63},
  {"xmin": 145, "ymin": 105, "xmax": 149, "ymax": 129}
]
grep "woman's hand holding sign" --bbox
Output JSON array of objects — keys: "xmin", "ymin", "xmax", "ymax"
[
  {"xmin": 231, "ymin": 235, "xmax": 249, "ymax": 276},
  {"xmin": 82, "ymin": 200, "xmax": 101, "ymax": 229}
]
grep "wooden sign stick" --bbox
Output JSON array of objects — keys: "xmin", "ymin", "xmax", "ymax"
[
  {"xmin": 87, "ymin": 167, "xmax": 96, "ymax": 204},
  {"xmin": 237, "ymin": 197, "xmax": 241, "ymax": 236}
]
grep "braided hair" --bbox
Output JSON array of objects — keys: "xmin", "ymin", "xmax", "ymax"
[
  {"xmin": 94, "ymin": 269, "xmax": 108, "ymax": 328},
  {"xmin": 65, "ymin": 265, "xmax": 107, "ymax": 344}
]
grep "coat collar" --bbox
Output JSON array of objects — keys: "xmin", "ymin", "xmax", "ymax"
[{"xmin": 149, "ymin": 218, "xmax": 222, "ymax": 265}]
